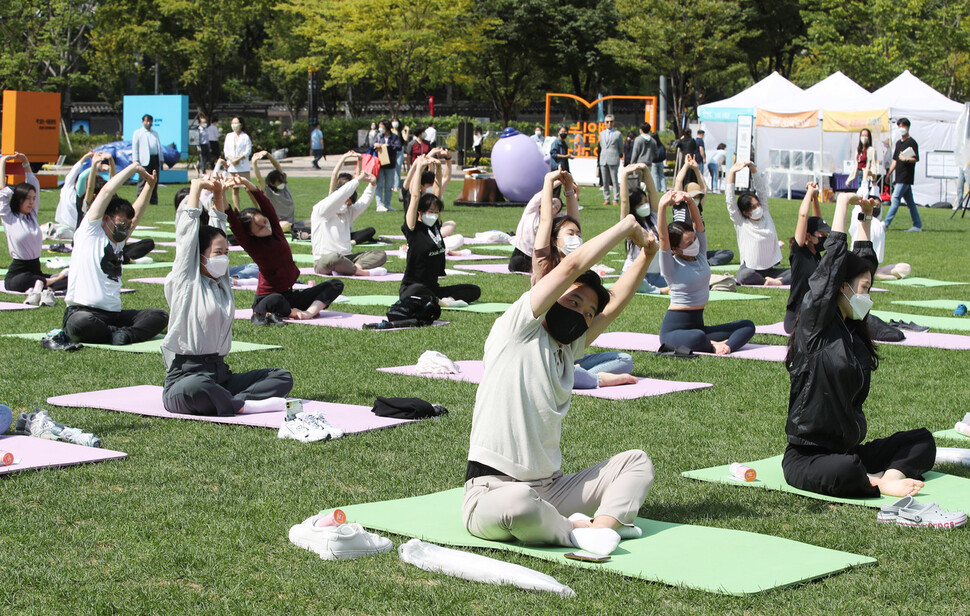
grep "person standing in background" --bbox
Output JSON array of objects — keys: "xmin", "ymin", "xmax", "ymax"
[
  {"xmin": 310, "ymin": 122, "xmax": 325, "ymax": 170},
  {"xmin": 598, "ymin": 115, "xmax": 623, "ymax": 206},
  {"xmin": 132, "ymin": 114, "xmax": 162, "ymax": 205},
  {"xmin": 707, "ymin": 144, "xmax": 727, "ymax": 193},
  {"xmin": 206, "ymin": 117, "xmax": 221, "ymax": 170},
  {"xmin": 197, "ymin": 115, "xmax": 211, "ymax": 174},
  {"xmin": 884, "ymin": 118, "xmax": 922, "ymax": 232},
  {"xmin": 652, "ymin": 133, "xmax": 667, "ymax": 192},
  {"xmin": 550, "ymin": 126, "xmax": 572, "ymax": 172}
]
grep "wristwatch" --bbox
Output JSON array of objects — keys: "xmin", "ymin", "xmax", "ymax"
[
  {"xmin": 563, "ymin": 189, "xmax": 576, "ymax": 197},
  {"xmin": 857, "ymin": 212, "xmax": 872, "ymax": 221}
]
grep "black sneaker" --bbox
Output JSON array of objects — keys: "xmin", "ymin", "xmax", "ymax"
[
  {"xmin": 250, "ymin": 312, "xmax": 268, "ymax": 326},
  {"xmin": 111, "ymin": 329, "xmax": 133, "ymax": 346},
  {"xmin": 265, "ymin": 313, "xmax": 288, "ymax": 327},
  {"xmin": 899, "ymin": 321, "xmax": 930, "ymax": 333},
  {"xmin": 41, "ymin": 330, "xmax": 83, "ymax": 352},
  {"xmin": 48, "ymin": 243, "xmax": 72, "ymax": 254}
]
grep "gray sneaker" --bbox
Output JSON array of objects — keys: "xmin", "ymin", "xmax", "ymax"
[
  {"xmin": 904, "ymin": 226, "xmax": 922, "ymax": 232},
  {"xmin": 298, "ymin": 412, "xmax": 344, "ymax": 440},
  {"xmin": 21, "ymin": 408, "xmax": 102, "ymax": 448}
]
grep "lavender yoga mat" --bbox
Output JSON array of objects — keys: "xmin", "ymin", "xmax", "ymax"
[
  {"xmin": 388, "ymin": 249, "xmax": 504, "ymax": 262},
  {"xmin": 592, "ymin": 332, "xmax": 788, "ymax": 362},
  {"xmin": 296, "ymin": 267, "xmax": 404, "ymax": 282},
  {"xmin": 453, "ymin": 263, "xmax": 527, "ymax": 275},
  {"xmin": 0, "ymin": 301, "xmax": 37, "ymax": 311},
  {"xmin": 380, "ymin": 234, "xmax": 507, "ymax": 246},
  {"xmin": 755, "ymin": 321, "xmax": 970, "ymax": 351},
  {"xmin": 234, "ymin": 308, "xmax": 447, "ymax": 330},
  {"xmin": 739, "ymin": 284, "xmax": 887, "ymax": 292},
  {"xmin": 46, "ymin": 385, "xmax": 412, "ymax": 433},
  {"xmin": 377, "ymin": 360, "xmax": 712, "ymax": 399},
  {"xmin": 155, "ymin": 241, "xmax": 245, "ymax": 252},
  {"xmin": 0, "ymin": 435, "xmax": 127, "ymax": 475},
  {"xmin": 130, "ymin": 277, "xmax": 311, "ymax": 291}
]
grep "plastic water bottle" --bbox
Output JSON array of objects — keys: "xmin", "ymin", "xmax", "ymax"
[{"xmin": 730, "ymin": 463, "xmax": 757, "ymax": 482}]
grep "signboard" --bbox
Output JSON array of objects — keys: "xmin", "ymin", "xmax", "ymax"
[
  {"xmin": 735, "ymin": 115, "xmax": 754, "ymax": 189},
  {"xmin": 926, "ymin": 151, "xmax": 960, "ymax": 179},
  {"xmin": 544, "ymin": 93, "xmax": 658, "ymax": 160},
  {"xmin": 2, "ymin": 90, "xmax": 60, "ymax": 186},
  {"xmin": 123, "ymin": 95, "xmax": 189, "ymax": 159}
]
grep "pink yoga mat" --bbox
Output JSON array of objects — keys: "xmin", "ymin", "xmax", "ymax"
[
  {"xmin": 234, "ymin": 308, "xmax": 447, "ymax": 330},
  {"xmin": 739, "ymin": 284, "xmax": 887, "ymax": 292},
  {"xmin": 296, "ymin": 267, "xmax": 404, "ymax": 282},
  {"xmin": 46, "ymin": 385, "xmax": 413, "ymax": 433},
  {"xmin": 2, "ymin": 286, "xmax": 134, "ymax": 295},
  {"xmin": 453, "ymin": 263, "xmax": 528, "ymax": 275},
  {"xmin": 387, "ymin": 249, "xmax": 504, "ymax": 262},
  {"xmin": 0, "ymin": 435, "xmax": 127, "ymax": 475},
  {"xmin": 377, "ymin": 360, "xmax": 712, "ymax": 399},
  {"xmin": 156, "ymin": 241, "xmax": 244, "ymax": 252},
  {"xmin": 129, "ymin": 277, "xmax": 311, "ymax": 290},
  {"xmin": 592, "ymin": 332, "xmax": 788, "ymax": 362},
  {"xmin": 756, "ymin": 321, "xmax": 970, "ymax": 350},
  {"xmin": 0, "ymin": 301, "xmax": 38, "ymax": 311}
]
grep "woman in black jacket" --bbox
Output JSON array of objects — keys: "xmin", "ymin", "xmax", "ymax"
[{"xmin": 783, "ymin": 192, "xmax": 935, "ymax": 498}]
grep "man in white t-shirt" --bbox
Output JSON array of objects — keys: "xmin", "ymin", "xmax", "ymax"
[
  {"xmin": 463, "ymin": 196, "xmax": 659, "ymax": 557},
  {"xmin": 63, "ymin": 163, "xmax": 168, "ymax": 345}
]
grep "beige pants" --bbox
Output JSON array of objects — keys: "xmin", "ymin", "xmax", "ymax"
[
  {"xmin": 314, "ymin": 249, "xmax": 387, "ymax": 276},
  {"xmin": 462, "ymin": 449, "xmax": 654, "ymax": 547}
]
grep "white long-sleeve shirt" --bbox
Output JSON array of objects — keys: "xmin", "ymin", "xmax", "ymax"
[
  {"xmin": 725, "ymin": 174, "xmax": 782, "ymax": 270},
  {"xmin": 224, "ymin": 132, "xmax": 252, "ymax": 173},
  {"xmin": 0, "ymin": 172, "xmax": 42, "ymax": 261},
  {"xmin": 161, "ymin": 205, "xmax": 233, "ymax": 369},
  {"xmin": 55, "ymin": 160, "xmax": 86, "ymax": 229},
  {"xmin": 311, "ymin": 179, "xmax": 376, "ymax": 258}
]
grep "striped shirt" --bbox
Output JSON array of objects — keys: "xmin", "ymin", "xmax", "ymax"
[{"xmin": 725, "ymin": 175, "xmax": 781, "ymax": 270}]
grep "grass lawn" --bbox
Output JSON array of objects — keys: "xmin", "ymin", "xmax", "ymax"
[{"xmin": 2, "ymin": 175, "xmax": 969, "ymax": 614}]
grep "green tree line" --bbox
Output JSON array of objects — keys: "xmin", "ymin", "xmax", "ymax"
[{"xmin": 1, "ymin": 0, "xmax": 968, "ymax": 129}]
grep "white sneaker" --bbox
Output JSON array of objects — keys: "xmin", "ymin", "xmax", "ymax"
[
  {"xmin": 46, "ymin": 257, "xmax": 70, "ymax": 269},
  {"xmin": 568, "ymin": 513, "xmax": 642, "ymax": 540},
  {"xmin": 277, "ymin": 414, "xmax": 330, "ymax": 442},
  {"xmin": 299, "ymin": 412, "xmax": 344, "ymax": 439},
  {"xmin": 133, "ymin": 256, "xmax": 154, "ymax": 265},
  {"xmin": 289, "ymin": 519, "xmax": 392, "ymax": 560},
  {"xmin": 39, "ymin": 288, "xmax": 56, "ymax": 307},
  {"xmin": 376, "ymin": 205, "xmax": 397, "ymax": 212},
  {"xmin": 23, "ymin": 290, "xmax": 42, "ymax": 306},
  {"xmin": 368, "ymin": 267, "xmax": 388, "ymax": 277}
]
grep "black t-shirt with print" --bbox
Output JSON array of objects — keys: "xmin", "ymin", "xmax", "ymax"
[
  {"xmin": 892, "ymin": 137, "xmax": 919, "ymax": 185},
  {"xmin": 401, "ymin": 220, "xmax": 446, "ymax": 292}
]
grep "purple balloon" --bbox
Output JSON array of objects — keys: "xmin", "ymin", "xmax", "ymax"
[{"xmin": 491, "ymin": 131, "xmax": 549, "ymax": 202}]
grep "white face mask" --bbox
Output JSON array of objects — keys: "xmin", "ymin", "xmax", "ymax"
[
  {"xmin": 560, "ymin": 235, "xmax": 583, "ymax": 255},
  {"xmin": 392, "ymin": 121, "xmax": 399, "ymax": 128},
  {"xmin": 898, "ymin": 127, "xmax": 908, "ymax": 137},
  {"xmin": 203, "ymin": 254, "xmax": 230, "ymax": 278},
  {"xmin": 421, "ymin": 213, "xmax": 439, "ymax": 227},
  {"xmin": 231, "ymin": 123, "xmax": 241, "ymax": 132},
  {"xmin": 842, "ymin": 289, "xmax": 873, "ymax": 320},
  {"xmin": 535, "ymin": 130, "xmax": 542, "ymax": 136},
  {"xmin": 636, "ymin": 204, "xmax": 652, "ymax": 218},
  {"xmin": 370, "ymin": 123, "xmax": 376, "ymax": 130},
  {"xmin": 273, "ymin": 183, "xmax": 286, "ymax": 192},
  {"xmin": 748, "ymin": 206, "xmax": 763, "ymax": 221},
  {"xmin": 860, "ymin": 136, "xmax": 869, "ymax": 145},
  {"xmin": 680, "ymin": 238, "xmax": 700, "ymax": 257}
]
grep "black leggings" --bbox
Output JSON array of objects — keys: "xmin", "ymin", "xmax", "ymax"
[
  {"xmin": 4, "ymin": 258, "xmax": 67, "ymax": 293},
  {"xmin": 400, "ymin": 282, "xmax": 481, "ymax": 304},
  {"xmin": 253, "ymin": 279, "xmax": 344, "ymax": 318},
  {"xmin": 350, "ymin": 227, "xmax": 376, "ymax": 245},
  {"xmin": 62, "ymin": 305, "xmax": 169, "ymax": 344},
  {"xmin": 508, "ymin": 247, "xmax": 532, "ymax": 273},
  {"xmin": 659, "ymin": 308, "xmax": 755, "ymax": 353},
  {"xmin": 737, "ymin": 264, "xmax": 791, "ymax": 286},
  {"xmin": 782, "ymin": 428, "xmax": 936, "ymax": 498}
]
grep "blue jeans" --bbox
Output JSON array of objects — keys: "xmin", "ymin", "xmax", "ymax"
[
  {"xmin": 637, "ymin": 272, "xmax": 668, "ymax": 294},
  {"xmin": 573, "ymin": 352, "xmax": 634, "ymax": 389},
  {"xmin": 955, "ymin": 165, "xmax": 970, "ymax": 209},
  {"xmin": 229, "ymin": 263, "xmax": 259, "ymax": 279},
  {"xmin": 707, "ymin": 162, "xmax": 719, "ymax": 191},
  {"xmin": 885, "ymin": 183, "xmax": 921, "ymax": 229},
  {"xmin": 376, "ymin": 167, "xmax": 395, "ymax": 209},
  {"xmin": 395, "ymin": 150, "xmax": 405, "ymax": 189},
  {"xmin": 652, "ymin": 161, "xmax": 667, "ymax": 192}
]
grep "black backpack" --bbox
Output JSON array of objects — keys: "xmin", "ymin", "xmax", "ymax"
[{"xmin": 386, "ymin": 289, "xmax": 441, "ymax": 326}]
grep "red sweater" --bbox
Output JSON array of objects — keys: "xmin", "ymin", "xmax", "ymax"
[{"xmin": 227, "ymin": 190, "xmax": 300, "ymax": 296}]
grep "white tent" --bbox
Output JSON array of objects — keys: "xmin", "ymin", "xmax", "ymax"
[{"xmin": 868, "ymin": 70, "xmax": 965, "ymax": 204}]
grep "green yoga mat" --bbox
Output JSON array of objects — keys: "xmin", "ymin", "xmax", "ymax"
[
  {"xmin": 604, "ymin": 284, "xmax": 768, "ymax": 301},
  {"xmin": 340, "ymin": 488, "xmax": 874, "ymax": 595},
  {"xmin": 709, "ymin": 264, "xmax": 740, "ymax": 273},
  {"xmin": 3, "ymin": 333, "xmax": 280, "ymax": 354},
  {"xmin": 470, "ymin": 244, "xmax": 515, "ymax": 253},
  {"xmin": 892, "ymin": 299, "xmax": 968, "ymax": 311},
  {"xmin": 882, "ymin": 277, "xmax": 968, "ymax": 288},
  {"xmin": 338, "ymin": 295, "xmax": 510, "ymax": 313},
  {"xmin": 933, "ymin": 429, "xmax": 970, "ymax": 442},
  {"xmin": 683, "ymin": 455, "xmax": 970, "ymax": 512},
  {"xmin": 130, "ymin": 229, "xmax": 178, "ymax": 239},
  {"xmin": 871, "ymin": 310, "xmax": 970, "ymax": 332}
]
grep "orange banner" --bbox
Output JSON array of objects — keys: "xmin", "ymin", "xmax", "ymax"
[
  {"xmin": 544, "ymin": 94, "xmax": 658, "ymax": 158},
  {"xmin": 821, "ymin": 109, "xmax": 890, "ymax": 133},
  {"xmin": 755, "ymin": 109, "xmax": 818, "ymax": 129}
]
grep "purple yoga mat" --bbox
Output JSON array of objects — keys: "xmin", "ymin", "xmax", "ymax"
[
  {"xmin": 387, "ymin": 249, "xmax": 504, "ymax": 262},
  {"xmin": 380, "ymin": 234, "xmax": 503, "ymax": 246},
  {"xmin": 155, "ymin": 241, "xmax": 244, "ymax": 252},
  {"xmin": 377, "ymin": 360, "xmax": 712, "ymax": 399},
  {"xmin": 453, "ymin": 263, "xmax": 528, "ymax": 275},
  {"xmin": 0, "ymin": 301, "xmax": 37, "ymax": 311},
  {"xmin": 0, "ymin": 435, "xmax": 127, "ymax": 475},
  {"xmin": 129, "ymin": 277, "xmax": 311, "ymax": 290},
  {"xmin": 46, "ymin": 385, "xmax": 412, "ymax": 433},
  {"xmin": 296, "ymin": 267, "xmax": 404, "ymax": 282},
  {"xmin": 756, "ymin": 321, "xmax": 970, "ymax": 350},
  {"xmin": 234, "ymin": 308, "xmax": 448, "ymax": 330},
  {"xmin": 739, "ymin": 284, "xmax": 887, "ymax": 292},
  {"xmin": 2, "ymin": 286, "xmax": 134, "ymax": 295},
  {"xmin": 592, "ymin": 332, "xmax": 787, "ymax": 362}
]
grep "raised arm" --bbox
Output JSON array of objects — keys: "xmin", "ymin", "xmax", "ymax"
[
  {"xmin": 530, "ymin": 214, "xmax": 642, "ymax": 318},
  {"xmin": 793, "ymin": 182, "xmax": 819, "ymax": 247},
  {"xmin": 250, "ymin": 150, "xmax": 268, "ymax": 188},
  {"xmin": 674, "ymin": 154, "xmax": 693, "ymax": 190},
  {"xmin": 619, "ymin": 163, "xmax": 648, "ymax": 217},
  {"xmin": 329, "ymin": 151, "xmax": 359, "ymax": 195},
  {"xmin": 585, "ymin": 227, "xmax": 658, "ymax": 343},
  {"xmin": 534, "ymin": 170, "xmax": 563, "ymax": 254},
  {"xmin": 561, "ymin": 170, "xmax": 579, "ymax": 220},
  {"xmin": 129, "ymin": 169, "xmax": 158, "ymax": 232},
  {"xmin": 405, "ymin": 157, "xmax": 436, "ymax": 230},
  {"xmin": 86, "ymin": 162, "xmax": 143, "ymax": 221}
]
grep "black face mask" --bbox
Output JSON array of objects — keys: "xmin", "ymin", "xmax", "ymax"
[
  {"xmin": 110, "ymin": 222, "xmax": 131, "ymax": 242},
  {"xmin": 546, "ymin": 301, "xmax": 589, "ymax": 345}
]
